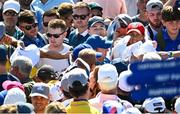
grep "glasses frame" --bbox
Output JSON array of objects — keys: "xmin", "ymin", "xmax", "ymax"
[
  {"xmin": 72, "ymin": 14, "xmax": 89, "ymax": 20},
  {"xmin": 46, "ymin": 31, "xmax": 66, "ymax": 39},
  {"xmin": 20, "ymin": 23, "xmax": 38, "ymax": 31}
]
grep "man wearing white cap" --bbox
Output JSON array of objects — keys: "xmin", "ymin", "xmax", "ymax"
[
  {"xmin": 2, "ymin": 0, "xmax": 24, "ymax": 40},
  {"xmin": 89, "ymin": 64, "xmax": 133, "ymax": 112}
]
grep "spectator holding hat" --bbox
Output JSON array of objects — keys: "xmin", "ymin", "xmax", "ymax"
[{"xmin": 2, "ymin": 0, "xmax": 24, "ymax": 40}]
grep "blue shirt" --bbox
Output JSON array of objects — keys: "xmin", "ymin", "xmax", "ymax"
[
  {"xmin": 21, "ymin": 32, "xmax": 47, "ymax": 48},
  {"xmin": 155, "ymin": 29, "xmax": 180, "ymax": 51},
  {"xmin": 31, "ymin": 0, "xmax": 74, "ymax": 12},
  {"xmin": 0, "ymin": 90, "xmax": 7, "ymax": 105},
  {"xmin": 174, "ymin": 0, "xmax": 180, "ymax": 8}
]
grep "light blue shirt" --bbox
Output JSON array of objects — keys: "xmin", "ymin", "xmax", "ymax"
[{"xmin": 31, "ymin": 0, "xmax": 74, "ymax": 12}]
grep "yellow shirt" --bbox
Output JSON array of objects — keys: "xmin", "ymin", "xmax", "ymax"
[{"xmin": 66, "ymin": 100, "xmax": 100, "ymax": 114}]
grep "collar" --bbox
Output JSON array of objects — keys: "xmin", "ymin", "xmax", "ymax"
[{"xmin": 75, "ymin": 29, "xmax": 89, "ymax": 37}]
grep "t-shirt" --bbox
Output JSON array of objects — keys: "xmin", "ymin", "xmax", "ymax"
[
  {"xmin": 38, "ymin": 43, "xmax": 71, "ymax": 74},
  {"xmin": 66, "ymin": 100, "xmax": 100, "ymax": 114}
]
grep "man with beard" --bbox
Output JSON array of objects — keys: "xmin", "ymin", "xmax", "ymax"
[{"xmin": 145, "ymin": 0, "xmax": 163, "ymax": 40}]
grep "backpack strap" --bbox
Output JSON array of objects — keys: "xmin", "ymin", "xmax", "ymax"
[
  {"xmin": 156, "ymin": 30, "xmax": 166, "ymax": 51},
  {"xmin": 147, "ymin": 25, "xmax": 154, "ymax": 40}
]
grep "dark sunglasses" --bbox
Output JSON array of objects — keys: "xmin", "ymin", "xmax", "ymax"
[
  {"xmin": 43, "ymin": 22, "xmax": 49, "ymax": 27},
  {"xmin": 22, "ymin": 23, "xmax": 38, "ymax": 30},
  {"xmin": 46, "ymin": 31, "xmax": 65, "ymax": 38},
  {"xmin": 72, "ymin": 14, "xmax": 89, "ymax": 20},
  {"xmin": 4, "ymin": 11, "xmax": 18, "ymax": 16}
]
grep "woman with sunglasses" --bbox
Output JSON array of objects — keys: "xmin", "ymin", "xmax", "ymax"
[{"xmin": 18, "ymin": 10, "xmax": 47, "ymax": 48}]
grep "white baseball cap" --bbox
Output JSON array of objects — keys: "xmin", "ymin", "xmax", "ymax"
[
  {"xmin": 142, "ymin": 97, "xmax": 166, "ymax": 113},
  {"xmin": 98, "ymin": 64, "xmax": 118, "ymax": 91},
  {"xmin": 3, "ymin": 0, "xmax": 20, "ymax": 13}
]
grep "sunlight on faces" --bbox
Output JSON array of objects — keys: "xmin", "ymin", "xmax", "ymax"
[
  {"xmin": 47, "ymin": 28, "xmax": 66, "ymax": 48},
  {"xmin": 31, "ymin": 96, "xmax": 49, "ymax": 112},
  {"xmin": 43, "ymin": 16, "xmax": 58, "ymax": 33},
  {"xmin": 162, "ymin": 20, "xmax": 180, "ymax": 35},
  {"xmin": 89, "ymin": 22, "xmax": 106, "ymax": 36},
  {"xmin": 147, "ymin": 10, "xmax": 162, "ymax": 28},
  {"xmin": 72, "ymin": 8, "xmax": 90, "ymax": 28},
  {"xmin": 3, "ymin": 10, "xmax": 18, "ymax": 26},
  {"xmin": 19, "ymin": 22, "xmax": 38, "ymax": 38}
]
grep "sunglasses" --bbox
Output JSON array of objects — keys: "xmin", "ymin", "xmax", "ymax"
[
  {"xmin": 21, "ymin": 23, "xmax": 38, "ymax": 30},
  {"xmin": 46, "ymin": 31, "xmax": 65, "ymax": 38},
  {"xmin": 43, "ymin": 22, "xmax": 48, "ymax": 27},
  {"xmin": 4, "ymin": 11, "xmax": 18, "ymax": 16},
  {"xmin": 72, "ymin": 14, "xmax": 89, "ymax": 20}
]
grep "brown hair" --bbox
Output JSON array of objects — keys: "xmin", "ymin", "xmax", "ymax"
[
  {"xmin": 162, "ymin": 6, "xmax": 180, "ymax": 21},
  {"xmin": 73, "ymin": 2, "xmax": 90, "ymax": 14},
  {"xmin": 48, "ymin": 19, "xmax": 67, "ymax": 31},
  {"xmin": 43, "ymin": 9, "xmax": 59, "ymax": 20},
  {"xmin": 18, "ymin": 10, "xmax": 35, "ymax": 24},
  {"xmin": 58, "ymin": 2, "xmax": 73, "ymax": 17},
  {"xmin": 45, "ymin": 102, "xmax": 66, "ymax": 113},
  {"xmin": 78, "ymin": 49, "xmax": 96, "ymax": 71}
]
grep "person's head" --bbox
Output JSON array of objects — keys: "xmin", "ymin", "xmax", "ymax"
[
  {"xmin": 67, "ymin": 68, "xmax": 89, "ymax": 99},
  {"xmin": 89, "ymin": 66, "xmax": 100, "ymax": 98},
  {"xmin": 113, "ymin": 14, "xmax": 132, "ymax": 38},
  {"xmin": 0, "ymin": 44, "xmax": 7, "ymax": 74},
  {"xmin": 142, "ymin": 97, "xmax": 166, "ymax": 113},
  {"xmin": 88, "ymin": 2, "xmax": 103, "ymax": 17},
  {"xmin": 3, "ymin": 88, "xmax": 26, "ymax": 105},
  {"xmin": 42, "ymin": 9, "xmax": 59, "ymax": 33},
  {"xmin": 137, "ymin": 0, "xmax": 149, "ymax": 13},
  {"xmin": 174, "ymin": 97, "xmax": 180, "ymax": 113},
  {"xmin": 10, "ymin": 56, "xmax": 33, "ymax": 82},
  {"xmin": 78, "ymin": 48, "xmax": 101, "ymax": 71},
  {"xmin": 18, "ymin": 10, "xmax": 38, "ymax": 38},
  {"xmin": 30, "ymin": 83, "xmax": 50, "ymax": 113},
  {"xmin": 161, "ymin": 6, "xmax": 180, "ymax": 35},
  {"xmin": 47, "ymin": 19, "xmax": 67, "ymax": 48},
  {"xmin": 146, "ymin": 0, "xmax": 163, "ymax": 28},
  {"xmin": 19, "ymin": 0, "xmax": 33, "ymax": 8},
  {"xmin": 85, "ymin": 35, "xmax": 112, "ymax": 62},
  {"xmin": 2, "ymin": 0, "xmax": 20, "ymax": 27},
  {"xmin": 98, "ymin": 64, "xmax": 118, "ymax": 94},
  {"xmin": 88, "ymin": 16, "xmax": 106, "ymax": 36},
  {"xmin": 35, "ymin": 65, "xmax": 57, "ymax": 83},
  {"xmin": 58, "ymin": 2, "xmax": 73, "ymax": 28},
  {"xmin": 0, "ymin": 104, "xmax": 17, "ymax": 113},
  {"xmin": 72, "ymin": 2, "xmax": 90, "ymax": 29},
  {"xmin": 45, "ymin": 101, "xmax": 66, "ymax": 114},
  {"xmin": 127, "ymin": 22, "xmax": 145, "ymax": 45}
]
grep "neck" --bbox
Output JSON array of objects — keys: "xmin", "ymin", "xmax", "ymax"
[
  {"xmin": 138, "ymin": 12, "xmax": 147, "ymax": 22},
  {"xmin": 21, "ymin": 5, "xmax": 30, "ymax": 10},
  {"xmin": 49, "ymin": 44, "xmax": 64, "ymax": 52},
  {"xmin": 41, "ymin": 0, "xmax": 48, "ymax": 4},
  {"xmin": 150, "ymin": 24, "xmax": 162, "ymax": 32},
  {"xmin": 78, "ymin": 27, "xmax": 87, "ymax": 34},
  {"xmin": 6, "ymin": 26, "xmax": 16, "ymax": 36},
  {"xmin": 74, "ymin": 94, "xmax": 88, "ymax": 101},
  {"xmin": 168, "ymin": 31, "xmax": 179, "ymax": 40}
]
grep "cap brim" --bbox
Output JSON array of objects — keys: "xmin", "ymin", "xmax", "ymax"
[
  {"xmin": 127, "ymin": 29, "xmax": 142, "ymax": 35},
  {"xmin": 3, "ymin": 8, "xmax": 18, "ymax": 13},
  {"xmin": 96, "ymin": 52, "xmax": 102, "ymax": 58},
  {"xmin": 103, "ymin": 40, "xmax": 112, "ymax": 49},
  {"xmin": 30, "ymin": 93, "xmax": 48, "ymax": 99},
  {"xmin": 90, "ymin": 21, "xmax": 105, "ymax": 28}
]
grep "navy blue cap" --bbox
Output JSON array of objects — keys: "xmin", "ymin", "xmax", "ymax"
[
  {"xmin": 72, "ymin": 44, "xmax": 92, "ymax": 61},
  {"xmin": 0, "ymin": 45, "xmax": 7, "ymax": 62},
  {"xmin": 85, "ymin": 35, "xmax": 112, "ymax": 50},
  {"xmin": 88, "ymin": 16, "xmax": 105, "ymax": 28},
  {"xmin": 88, "ymin": 2, "xmax": 103, "ymax": 10}
]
